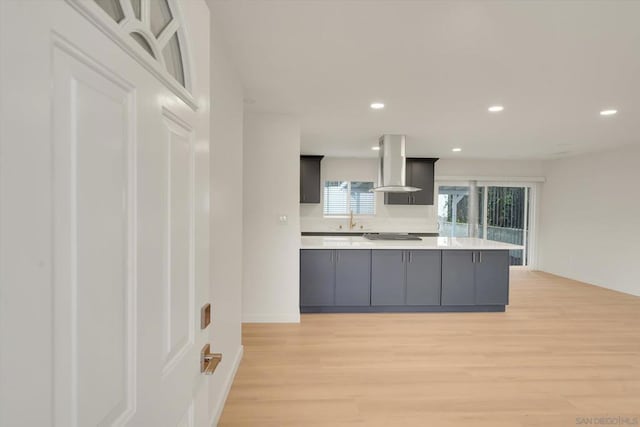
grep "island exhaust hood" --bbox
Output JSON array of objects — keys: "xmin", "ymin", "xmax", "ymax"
[{"xmin": 371, "ymin": 134, "xmax": 421, "ymax": 193}]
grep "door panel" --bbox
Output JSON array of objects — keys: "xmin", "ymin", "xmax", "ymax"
[
  {"xmin": 300, "ymin": 156, "xmax": 321, "ymax": 203},
  {"xmin": 76, "ymin": 76, "xmax": 131, "ymax": 427},
  {"xmin": 0, "ymin": 1, "xmax": 212, "ymax": 425},
  {"xmin": 384, "ymin": 192, "xmax": 411, "ymax": 205},
  {"xmin": 475, "ymin": 250, "xmax": 510, "ymax": 305},
  {"xmin": 335, "ymin": 250, "xmax": 371, "ymax": 306},
  {"xmin": 300, "ymin": 250, "xmax": 335, "ymax": 306},
  {"xmin": 52, "ymin": 44, "xmax": 136, "ymax": 426},
  {"xmin": 371, "ymin": 250, "xmax": 406, "ymax": 305},
  {"xmin": 163, "ymin": 111, "xmax": 195, "ymax": 373},
  {"xmin": 441, "ymin": 250, "xmax": 475, "ymax": 305},
  {"xmin": 410, "ymin": 160, "xmax": 434, "ymax": 205},
  {"xmin": 406, "ymin": 250, "xmax": 441, "ymax": 305}
]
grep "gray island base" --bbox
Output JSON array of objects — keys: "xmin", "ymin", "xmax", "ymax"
[{"xmin": 300, "ymin": 237, "xmax": 519, "ymax": 313}]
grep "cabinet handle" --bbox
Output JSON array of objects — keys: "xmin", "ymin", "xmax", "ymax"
[
  {"xmin": 409, "ymin": 252, "xmax": 412, "ymax": 263},
  {"xmin": 472, "ymin": 252, "xmax": 476, "ymax": 263},
  {"xmin": 401, "ymin": 251, "xmax": 404, "ymax": 263},
  {"xmin": 478, "ymin": 251, "xmax": 482, "ymax": 263}
]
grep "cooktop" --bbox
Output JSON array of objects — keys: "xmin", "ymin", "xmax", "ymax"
[{"xmin": 362, "ymin": 233, "xmax": 422, "ymax": 241}]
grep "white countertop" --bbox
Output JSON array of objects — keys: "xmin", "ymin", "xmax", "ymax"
[{"xmin": 301, "ymin": 235, "xmax": 523, "ymax": 251}]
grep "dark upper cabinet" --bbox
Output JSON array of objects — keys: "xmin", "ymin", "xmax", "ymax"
[
  {"xmin": 384, "ymin": 158, "xmax": 438, "ymax": 205},
  {"xmin": 384, "ymin": 192, "xmax": 411, "ymax": 205},
  {"xmin": 300, "ymin": 155, "xmax": 323, "ymax": 203}
]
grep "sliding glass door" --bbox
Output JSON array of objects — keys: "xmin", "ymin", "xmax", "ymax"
[
  {"xmin": 438, "ymin": 185, "xmax": 484, "ymax": 238},
  {"xmin": 484, "ymin": 186, "xmax": 529, "ymax": 265},
  {"xmin": 438, "ymin": 182, "xmax": 534, "ymax": 266}
]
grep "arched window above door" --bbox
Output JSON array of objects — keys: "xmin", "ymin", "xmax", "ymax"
[
  {"xmin": 93, "ymin": 0, "xmax": 187, "ymax": 87},
  {"xmin": 68, "ymin": 0, "xmax": 197, "ymax": 109}
]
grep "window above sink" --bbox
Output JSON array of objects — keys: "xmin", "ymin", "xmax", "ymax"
[{"xmin": 323, "ymin": 181, "xmax": 375, "ymax": 217}]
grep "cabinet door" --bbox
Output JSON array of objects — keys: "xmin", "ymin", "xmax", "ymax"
[
  {"xmin": 441, "ymin": 250, "xmax": 475, "ymax": 305},
  {"xmin": 371, "ymin": 250, "xmax": 406, "ymax": 305},
  {"xmin": 335, "ymin": 250, "xmax": 371, "ymax": 306},
  {"xmin": 384, "ymin": 192, "xmax": 411, "ymax": 205},
  {"xmin": 300, "ymin": 156, "xmax": 322, "ymax": 203},
  {"xmin": 300, "ymin": 250, "xmax": 334, "ymax": 306},
  {"xmin": 475, "ymin": 250, "xmax": 509, "ymax": 305},
  {"xmin": 409, "ymin": 160, "xmax": 434, "ymax": 205},
  {"xmin": 406, "ymin": 250, "xmax": 441, "ymax": 305},
  {"xmin": 386, "ymin": 159, "xmax": 411, "ymax": 205}
]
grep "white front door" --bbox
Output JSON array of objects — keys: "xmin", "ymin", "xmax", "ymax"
[{"xmin": 0, "ymin": 1, "xmax": 213, "ymax": 425}]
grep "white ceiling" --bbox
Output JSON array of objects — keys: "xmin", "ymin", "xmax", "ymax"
[{"xmin": 210, "ymin": 0, "xmax": 640, "ymax": 159}]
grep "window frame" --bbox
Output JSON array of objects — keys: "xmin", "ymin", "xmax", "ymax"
[
  {"xmin": 66, "ymin": 0, "xmax": 197, "ymax": 110},
  {"xmin": 323, "ymin": 180, "xmax": 376, "ymax": 218}
]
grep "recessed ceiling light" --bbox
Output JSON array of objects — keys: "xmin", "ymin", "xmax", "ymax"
[
  {"xmin": 600, "ymin": 109, "xmax": 617, "ymax": 116},
  {"xmin": 488, "ymin": 105, "xmax": 504, "ymax": 112},
  {"xmin": 452, "ymin": 148, "xmax": 462, "ymax": 152},
  {"xmin": 371, "ymin": 146, "xmax": 381, "ymax": 151},
  {"xmin": 370, "ymin": 102, "xmax": 385, "ymax": 110}
]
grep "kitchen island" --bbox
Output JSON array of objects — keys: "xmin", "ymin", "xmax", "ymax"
[{"xmin": 300, "ymin": 236, "xmax": 523, "ymax": 313}]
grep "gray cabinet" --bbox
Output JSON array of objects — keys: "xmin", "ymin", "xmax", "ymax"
[
  {"xmin": 442, "ymin": 250, "xmax": 509, "ymax": 306},
  {"xmin": 475, "ymin": 250, "xmax": 509, "ymax": 305},
  {"xmin": 406, "ymin": 250, "xmax": 442, "ymax": 305},
  {"xmin": 300, "ymin": 155, "xmax": 323, "ymax": 203},
  {"xmin": 300, "ymin": 249, "xmax": 371, "ymax": 306},
  {"xmin": 300, "ymin": 250, "xmax": 334, "ymax": 306},
  {"xmin": 371, "ymin": 250, "xmax": 405, "ymax": 305},
  {"xmin": 372, "ymin": 250, "xmax": 442, "ymax": 306},
  {"xmin": 335, "ymin": 250, "xmax": 371, "ymax": 306},
  {"xmin": 384, "ymin": 158, "xmax": 438, "ymax": 206},
  {"xmin": 384, "ymin": 192, "xmax": 411, "ymax": 205},
  {"xmin": 442, "ymin": 250, "xmax": 476, "ymax": 305},
  {"xmin": 409, "ymin": 160, "xmax": 435, "ymax": 205},
  {"xmin": 301, "ymin": 248, "xmax": 508, "ymax": 311}
]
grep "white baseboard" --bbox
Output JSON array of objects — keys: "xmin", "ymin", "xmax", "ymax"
[
  {"xmin": 242, "ymin": 312, "xmax": 301, "ymax": 323},
  {"xmin": 209, "ymin": 344, "xmax": 244, "ymax": 427}
]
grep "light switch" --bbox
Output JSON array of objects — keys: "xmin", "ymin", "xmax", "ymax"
[{"xmin": 278, "ymin": 215, "xmax": 288, "ymax": 225}]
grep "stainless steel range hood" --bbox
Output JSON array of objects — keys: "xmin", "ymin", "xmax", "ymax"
[{"xmin": 371, "ymin": 134, "xmax": 421, "ymax": 193}]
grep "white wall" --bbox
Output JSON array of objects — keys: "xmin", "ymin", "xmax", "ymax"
[
  {"xmin": 300, "ymin": 157, "xmax": 546, "ymax": 233},
  {"xmin": 538, "ymin": 145, "xmax": 640, "ymax": 296},
  {"xmin": 436, "ymin": 158, "xmax": 546, "ymax": 178},
  {"xmin": 243, "ymin": 113, "xmax": 301, "ymax": 322},
  {"xmin": 207, "ymin": 9, "xmax": 244, "ymax": 425}
]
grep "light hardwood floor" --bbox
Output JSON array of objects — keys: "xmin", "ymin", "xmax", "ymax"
[{"xmin": 219, "ymin": 271, "xmax": 640, "ymax": 427}]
